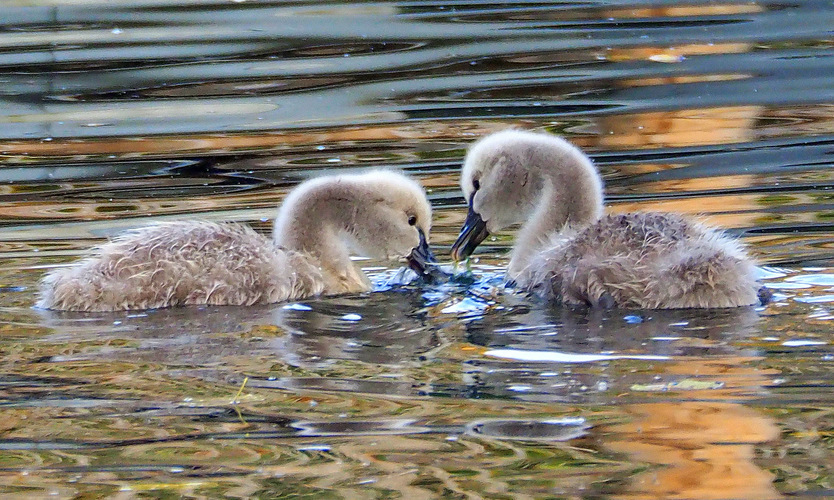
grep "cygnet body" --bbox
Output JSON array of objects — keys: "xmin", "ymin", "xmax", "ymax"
[
  {"xmin": 450, "ymin": 130, "xmax": 763, "ymax": 309},
  {"xmin": 39, "ymin": 171, "xmax": 434, "ymax": 311}
]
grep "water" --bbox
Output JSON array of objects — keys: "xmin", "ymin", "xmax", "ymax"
[{"xmin": 1, "ymin": 1, "xmax": 833, "ymax": 497}]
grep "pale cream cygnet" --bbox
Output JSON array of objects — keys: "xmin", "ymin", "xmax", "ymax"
[
  {"xmin": 38, "ymin": 170, "xmax": 434, "ymax": 312},
  {"xmin": 450, "ymin": 130, "xmax": 766, "ymax": 309}
]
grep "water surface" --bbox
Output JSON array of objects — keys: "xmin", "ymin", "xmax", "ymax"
[{"xmin": 0, "ymin": 1, "xmax": 833, "ymax": 498}]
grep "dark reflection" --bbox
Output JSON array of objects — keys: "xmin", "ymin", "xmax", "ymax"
[
  {"xmin": 466, "ymin": 418, "xmax": 589, "ymax": 442},
  {"xmin": 292, "ymin": 419, "xmax": 430, "ymax": 436},
  {"xmin": 454, "ymin": 299, "xmax": 766, "ymax": 403},
  {"xmin": 2, "ymin": 1, "xmax": 833, "ymax": 141},
  {"xmin": 270, "ymin": 290, "xmax": 440, "ymax": 366},
  {"xmin": 465, "ymin": 301, "xmax": 764, "ymax": 356},
  {"xmin": 248, "ymin": 377, "xmax": 418, "ymax": 397},
  {"xmin": 35, "ymin": 287, "xmax": 439, "ymax": 367}
]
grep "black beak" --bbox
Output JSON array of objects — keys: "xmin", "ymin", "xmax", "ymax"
[
  {"xmin": 407, "ymin": 228, "xmax": 436, "ymax": 276},
  {"xmin": 450, "ymin": 201, "xmax": 489, "ymax": 261}
]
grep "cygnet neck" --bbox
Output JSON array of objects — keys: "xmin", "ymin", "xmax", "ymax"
[
  {"xmin": 273, "ymin": 182, "xmax": 370, "ymax": 292},
  {"xmin": 507, "ymin": 141, "xmax": 604, "ymax": 277}
]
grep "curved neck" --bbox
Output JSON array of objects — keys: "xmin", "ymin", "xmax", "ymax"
[
  {"xmin": 274, "ymin": 193, "xmax": 370, "ymax": 294},
  {"xmin": 508, "ymin": 163, "xmax": 604, "ymax": 277}
]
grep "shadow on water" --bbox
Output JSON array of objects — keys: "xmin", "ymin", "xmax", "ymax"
[{"xmin": 0, "ymin": 0, "xmax": 832, "ymax": 498}]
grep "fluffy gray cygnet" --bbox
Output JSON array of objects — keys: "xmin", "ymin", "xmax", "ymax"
[
  {"xmin": 39, "ymin": 170, "xmax": 434, "ymax": 311},
  {"xmin": 451, "ymin": 130, "xmax": 766, "ymax": 309}
]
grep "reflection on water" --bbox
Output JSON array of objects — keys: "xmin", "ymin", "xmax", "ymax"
[
  {"xmin": 0, "ymin": 0, "xmax": 833, "ymax": 498},
  {"xmin": 605, "ymin": 401, "xmax": 783, "ymax": 499}
]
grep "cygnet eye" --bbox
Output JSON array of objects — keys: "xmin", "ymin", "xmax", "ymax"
[
  {"xmin": 472, "ymin": 179, "xmax": 480, "ymax": 191},
  {"xmin": 407, "ymin": 214, "xmax": 417, "ymax": 226}
]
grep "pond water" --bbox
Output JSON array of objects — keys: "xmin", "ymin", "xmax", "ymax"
[{"xmin": 1, "ymin": 1, "xmax": 833, "ymax": 498}]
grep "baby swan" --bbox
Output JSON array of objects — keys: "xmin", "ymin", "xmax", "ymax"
[
  {"xmin": 39, "ymin": 171, "xmax": 434, "ymax": 312},
  {"xmin": 450, "ymin": 130, "xmax": 763, "ymax": 309}
]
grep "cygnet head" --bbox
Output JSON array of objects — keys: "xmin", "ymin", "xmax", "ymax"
[
  {"xmin": 451, "ymin": 129, "xmax": 604, "ymax": 261},
  {"xmin": 274, "ymin": 170, "xmax": 435, "ymax": 274}
]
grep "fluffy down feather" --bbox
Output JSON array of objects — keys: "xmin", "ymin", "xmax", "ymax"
[
  {"xmin": 451, "ymin": 130, "xmax": 764, "ymax": 309},
  {"xmin": 38, "ymin": 170, "xmax": 433, "ymax": 311}
]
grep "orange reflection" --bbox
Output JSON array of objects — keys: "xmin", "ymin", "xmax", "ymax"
[
  {"xmin": 604, "ymin": 5, "xmax": 763, "ymax": 19},
  {"xmin": 608, "ymin": 43, "xmax": 753, "ymax": 64},
  {"xmin": 0, "ymin": 121, "xmax": 516, "ymax": 160},
  {"xmin": 598, "ymin": 107, "xmax": 763, "ymax": 149},
  {"xmin": 602, "ymin": 358, "xmax": 783, "ymax": 500}
]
